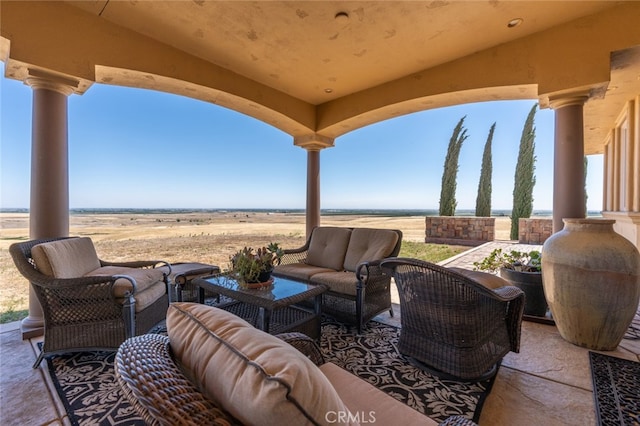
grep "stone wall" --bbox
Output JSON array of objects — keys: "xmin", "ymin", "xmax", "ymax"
[
  {"xmin": 425, "ymin": 217, "xmax": 495, "ymax": 246},
  {"xmin": 518, "ymin": 218, "xmax": 553, "ymax": 244}
]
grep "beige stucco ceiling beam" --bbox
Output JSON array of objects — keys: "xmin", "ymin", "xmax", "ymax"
[
  {"xmin": 0, "ymin": 1, "xmax": 316, "ymax": 136},
  {"xmin": 315, "ymin": 2, "xmax": 639, "ymax": 141}
]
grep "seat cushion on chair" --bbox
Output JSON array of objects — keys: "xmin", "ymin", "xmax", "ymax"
[
  {"xmin": 311, "ymin": 271, "xmax": 359, "ymax": 296},
  {"xmin": 306, "ymin": 227, "xmax": 352, "ymax": 271},
  {"xmin": 32, "ymin": 237, "xmax": 101, "ymax": 278},
  {"xmin": 85, "ymin": 266, "xmax": 166, "ymax": 298},
  {"xmin": 167, "ymin": 303, "xmax": 356, "ymax": 426},
  {"xmin": 320, "ymin": 362, "xmax": 436, "ymax": 426},
  {"xmin": 343, "ymin": 229, "xmax": 399, "ymax": 272},
  {"xmin": 273, "ymin": 263, "xmax": 337, "ymax": 281},
  {"xmin": 449, "ymin": 267, "xmax": 509, "ymax": 290}
]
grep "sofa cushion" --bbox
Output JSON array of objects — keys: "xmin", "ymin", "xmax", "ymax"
[
  {"xmin": 273, "ymin": 263, "xmax": 337, "ymax": 281},
  {"xmin": 320, "ymin": 362, "xmax": 436, "ymax": 426},
  {"xmin": 449, "ymin": 267, "xmax": 509, "ymax": 290},
  {"xmin": 306, "ymin": 227, "xmax": 352, "ymax": 271},
  {"xmin": 167, "ymin": 303, "xmax": 356, "ymax": 426},
  {"xmin": 85, "ymin": 266, "xmax": 167, "ymax": 311},
  {"xmin": 32, "ymin": 237, "xmax": 101, "ymax": 278},
  {"xmin": 310, "ymin": 271, "xmax": 359, "ymax": 296},
  {"xmin": 343, "ymin": 229, "xmax": 399, "ymax": 272}
]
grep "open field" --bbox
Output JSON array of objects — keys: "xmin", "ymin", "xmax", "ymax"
[{"xmin": 0, "ymin": 212, "xmax": 512, "ymax": 319}]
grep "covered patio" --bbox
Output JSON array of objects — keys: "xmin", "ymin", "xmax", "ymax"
[{"xmin": 2, "ymin": 2, "xmax": 640, "ymax": 424}]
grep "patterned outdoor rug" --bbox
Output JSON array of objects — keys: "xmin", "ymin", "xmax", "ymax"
[
  {"xmin": 45, "ymin": 318, "xmax": 495, "ymax": 425},
  {"xmin": 589, "ymin": 351, "xmax": 640, "ymax": 426}
]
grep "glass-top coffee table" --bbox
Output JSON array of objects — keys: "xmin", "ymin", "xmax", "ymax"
[{"xmin": 192, "ymin": 274, "xmax": 328, "ymax": 339}]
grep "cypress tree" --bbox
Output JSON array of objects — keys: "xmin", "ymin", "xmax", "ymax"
[
  {"xmin": 439, "ymin": 116, "xmax": 468, "ymax": 216},
  {"xmin": 475, "ymin": 123, "xmax": 495, "ymax": 217},
  {"xmin": 510, "ymin": 104, "xmax": 537, "ymax": 240}
]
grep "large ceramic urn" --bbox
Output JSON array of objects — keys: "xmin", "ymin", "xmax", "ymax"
[{"xmin": 542, "ymin": 218, "xmax": 640, "ymax": 350}]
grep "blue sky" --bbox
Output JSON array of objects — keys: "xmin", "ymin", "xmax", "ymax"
[{"xmin": 1, "ymin": 65, "xmax": 604, "ymax": 212}]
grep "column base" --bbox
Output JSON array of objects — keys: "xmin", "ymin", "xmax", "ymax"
[{"xmin": 21, "ymin": 316, "xmax": 44, "ymax": 340}]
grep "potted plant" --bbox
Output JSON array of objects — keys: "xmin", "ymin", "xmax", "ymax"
[
  {"xmin": 229, "ymin": 243, "xmax": 283, "ymax": 286},
  {"xmin": 473, "ymin": 248, "xmax": 548, "ymax": 317}
]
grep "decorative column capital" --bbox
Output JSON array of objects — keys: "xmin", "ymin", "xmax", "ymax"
[
  {"xmin": 548, "ymin": 90, "xmax": 590, "ymax": 110},
  {"xmin": 294, "ymin": 133, "xmax": 335, "ymax": 151},
  {"xmin": 24, "ymin": 68, "xmax": 79, "ymax": 96}
]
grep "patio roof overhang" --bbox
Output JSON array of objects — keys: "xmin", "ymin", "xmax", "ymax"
[{"xmin": 2, "ymin": 1, "xmax": 640, "ymax": 155}]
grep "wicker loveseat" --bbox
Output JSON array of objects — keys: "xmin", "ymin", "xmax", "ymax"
[
  {"xmin": 274, "ymin": 226, "xmax": 402, "ymax": 333},
  {"xmin": 10, "ymin": 236, "xmax": 170, "ymax": 367},
  {"xmin": 115, "ymin": 303, "xmax": 477, "ymax": 426}
]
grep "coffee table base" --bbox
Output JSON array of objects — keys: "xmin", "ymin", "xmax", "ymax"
[{"xmin": 217, "ymin": 301, "xmax": 321, "ymax": 340}]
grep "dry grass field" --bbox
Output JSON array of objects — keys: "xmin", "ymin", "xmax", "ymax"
[{"xmin": 0, "ymin": 212, "xmax": 512, "ymax": 321}]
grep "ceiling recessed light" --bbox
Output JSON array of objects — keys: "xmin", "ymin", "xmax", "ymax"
[
  {"xmin": 335, "ymin": 11, "xmax": 349, "ymax": 22},
  {"xmin": 507, "ymin": 18, "xmax": 523, "ymax": 28},
  {"xmin": 324, "ymin": 88, "xmax": 333, "ymax": 93}
]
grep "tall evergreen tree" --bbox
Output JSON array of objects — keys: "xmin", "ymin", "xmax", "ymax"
[
  {"xmin": 510, "ymin": 104, "xmax": 537, "ymax": 239},
  {"xmin": 475, "ymin": 123, "xmax": 495, "ymax": 217},
  {"xmin": 439, "ymin": 116, "xmax": 468, "ymax": 216}
]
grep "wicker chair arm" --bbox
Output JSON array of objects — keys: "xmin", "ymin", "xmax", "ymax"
[
  {"xmin": 278, "ymin": 248, "xmax": 309, "ymax": 266},
  {"xmin": 355, "ymin": 259, "xmax": 385, "ymax": 286},
  {"xmin": 115, "ymin": 334, "xmax": 234, "ymax": 426},
  {"xmin": 493, "ymin": 286, "xmax": 525, "ymax": 352},
  {"xmin": 100, "ymin": 259, "xmax": 169, "ymax": 270},
  {"xmin": 276, "ymin": 332, "xmax": 325, "ymax": 366},
  {"xmin": 438, "ymin": 415, "xmax": 479, "ymax": 426}
]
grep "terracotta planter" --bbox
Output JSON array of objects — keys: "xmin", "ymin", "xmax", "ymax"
[
  {"xmin": 542, "ymin": 218, "xmax": 640, "ymax": 350},
  {"xmin": 499, "ymin": 267, "xmax": 547, "ymax": 317}
]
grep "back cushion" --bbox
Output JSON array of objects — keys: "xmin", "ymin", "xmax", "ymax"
[
  {"xmin": 167, "ymin": 303, "xmax": 357, "ymax": 426},
  {"xmin": 343, "ymin": 229, "xmax": 399, "ymax": 271},
  {"xmin": 32, "ymin": 237, "xmax": 101, "ymax": 278},
  {"xmin": 306, "ymin": 227, "xmax": 352, "ymax": 271}
]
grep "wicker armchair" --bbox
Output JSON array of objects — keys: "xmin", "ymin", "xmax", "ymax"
[
  {"xmin": 10, "ymin": 237, "xmax": 170, "ymax": 368},
  {"xmin": 381, "ymin": 258, "xmax": 525, "ymax": 380}
]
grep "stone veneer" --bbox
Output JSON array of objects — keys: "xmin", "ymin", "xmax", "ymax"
[
  {"xmin": 425, "ymin": 217, "xmax": 495, "ymax": 246},
  {"xmin": 518, "ymin": 218, "xmax": 553, "ymax": 244}
]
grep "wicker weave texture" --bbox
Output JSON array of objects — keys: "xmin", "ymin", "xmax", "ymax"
[{"xmin": 381, "ymin": 258, "xmax": 525, "ymax": 380}]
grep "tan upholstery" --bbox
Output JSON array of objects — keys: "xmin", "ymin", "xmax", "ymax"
[
  {"xmin": 32, "ymin": 237, "xmax": 101, "ymax": 278},
  {"xmin": 320, "ymin": 362, "xmax": 438, "ymax": 426},
  {"xmin": 86, "ymin": 266, "xmax": 166, "ymax": 298},
  {"xmin": 343, "ymin": 228, "xmax": 399, "ymax": 272},
  {"xmin": 166, "ymin": 303, "xmax": 356, "ymax": 426},
  {"xmin": 306, "ymin": 227, "xmax": 352, "ymax": 271},
  {"xmin": 449, "ymin": 267, "xmax": 509, "ymax": 290},
  {"xmin": 272, "ymin": 263, "xmax": 336, "ymax": 281},
  {"xmin": 311, "ymin": 271, "xmax": 359, "ymax": 296}
]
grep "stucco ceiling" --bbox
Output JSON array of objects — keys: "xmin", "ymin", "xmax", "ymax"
[{"xmin": 68, "ymin": 1, "xmax": 616, "ymax": 104}]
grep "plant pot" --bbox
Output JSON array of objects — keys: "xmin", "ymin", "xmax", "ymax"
[
  {"xmin": 542, "ymin": 218, "xmax": 640, "ymax": 350},
  {"xmin": 499, "ymin": 267, "xmax": 547, "ymax": 317}
]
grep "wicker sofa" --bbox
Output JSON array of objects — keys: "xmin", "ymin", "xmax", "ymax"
[
  {"xmin": 274, "ymin": 226, "xmax": 402, "ymax": 333},
  {"xmin": 115, "ymin": 303, "xmax": 477, "ymax": 426},
  {"xmin": 10, "ymin": 236, "xmax": 170, "ymax": 368}
]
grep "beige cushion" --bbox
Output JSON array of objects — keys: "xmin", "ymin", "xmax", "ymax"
[
  {"xmin": 306, "ymin": 227, "xmax": 352, "ymax": 271},
  {"xmin": 320, "ymin": 362, "xmax": 436, "ymax": 426},
  {"xmin": 32, "ymin": 237, "xmax": 101, "ymax": 278},
  {"xmin": 273, "ymin": 263, "xmax": 337, "ymax": 281},
  {"xmin": 449, "ymin": 267, "xmax": 509, "ymax": 290},
  {"xmin": 311, "ymin": 271, "xmax": 359, "ymax": 296},
  {"xmin": 343, "ymin": 229, "xmax": 399, "ymax": 272},
  {"xmin": 85, "ymin": 266, "xmax": 166, "ymax": 298},
  {"xmin": 166, "ymin": 303, "xmax": 356, "ymax": 426}
]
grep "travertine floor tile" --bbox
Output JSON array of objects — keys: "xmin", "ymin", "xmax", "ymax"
[
  {"xmin": 480, "ymin": 366, "xmax": 595, "ymax": 426},
  {"xmin": 0, "ymin": 329, "xmax": 62, "ymax": 426}
]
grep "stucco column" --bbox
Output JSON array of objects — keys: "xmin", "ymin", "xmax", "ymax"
[
  {"xmin": 21, "ymin": 71, "xmax": 77, "ymax": 339},
  {"xmin": 549, "ymin": 94, "xmax": 589, "ymax": 233},
  {"xmin": 294, "ymin": 134, "xmax": 335, "ymax": 239}
]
